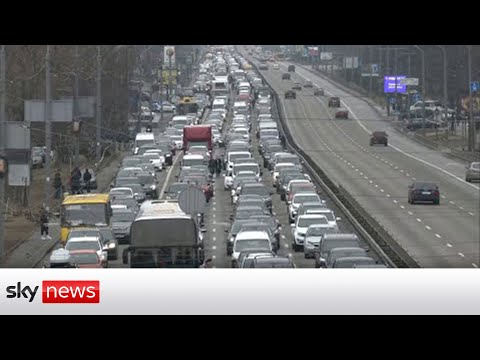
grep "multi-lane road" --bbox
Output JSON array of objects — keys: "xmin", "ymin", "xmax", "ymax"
[{"xmin": 245, "ymin": 51, "xmax": 480, "ymax": 268}]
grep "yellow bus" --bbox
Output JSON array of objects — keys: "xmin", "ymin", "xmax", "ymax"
[{"xmin": 60, "ymin": 194, "xmax": 112, "ymax": 243}]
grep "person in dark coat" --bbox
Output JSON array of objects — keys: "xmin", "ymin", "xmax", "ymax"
[
  {"xmin": 70, "ymin": 167, "xmax": 82, "ymax": 194},
  {"xmin": 216, "ymin": 158, "xmax": 222, "ymax": 176},
  {"xmin": 40, "ymin": 210, "xmax": 51, "ymax": 240},
  {"xmin": 53, "ymin": 172, "xmax": 63, "ymax": 199},
  {"xmin": 208, "ymin": 158, "xmax": 216, "ymax": 175},
  {"xmin": 279, "ymin": 134, "xmax": 286, "ymax": 147},
  {"xmin": 83, "ymin": 168, "xmax": 92, "ymax": 193}
]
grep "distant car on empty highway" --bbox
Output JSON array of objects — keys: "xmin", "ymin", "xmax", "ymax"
[
  {"xmin": 328, "ymin": 96, "xmax": 340, "ymax": 107},
  {"xmin": 284, "ymin": 90, "xmax": 296, "ymax": 99},
  {"xmin": 407, "ymin": 181, "xmax": 440, "ymax": 205},
  {"xmin": 370, "ymin": 131, "xmax": 388, "ymax": 146},
  {"xmin": 335, "ymin": 108, "xmax": 349, "ymax": 119},
  {"xmin": 465, "ymin": 162, "xmax": 480, "ymax": 182}
]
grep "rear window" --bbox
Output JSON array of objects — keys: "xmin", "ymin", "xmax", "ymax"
[{"xmin": 414, "ymin": 182, "xmax": 437, "ymax": 189}]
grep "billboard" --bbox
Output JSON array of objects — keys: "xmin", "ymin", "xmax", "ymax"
[
  {"xmin": 384, "ymin": 76, "xmax": 407, "ymax": 93},
  {"xmin": 308, "ymin": 47, "xmax": 319, "ymax": 56},
  {"xmin": 160, "ymin": 69, "xmax": 178, "ymax": 85},
  {"xmin": 24, "ymin": 100, "xmax": 73, "ymax": 122},
  {"xmin": 163, "ymin": 46, "xmax": 176, "ymax": 68},
  {"xmin": 343, "ymin": 57, "xmax": 359, "ymax": 69},
  {"xmin": 8, "ymin": 164, "xmax": 30, "ymax": 186},
  {"xmin": 5, "ymin": 122, "xmax": 30, "ymax": 149}
]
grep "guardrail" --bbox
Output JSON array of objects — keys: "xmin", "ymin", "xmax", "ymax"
[{"xmin": 249, "ymin": 58, "xmax": 419, "ymax": 268}]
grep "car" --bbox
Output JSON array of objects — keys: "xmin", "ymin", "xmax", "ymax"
[
  {"xmin": 68, "ymin": 249, "xmax": 104, "ymax": 268},
  {"xmin": 408, "ymin": 181, "xmax": 440, "ymax": 205},
  {"xmin": 65, "ymin": 235, "xmax": 108, "ymax": 267},
  {"xmin": 98, "ymin": 227, "xmax": 119, "ymax": 261},
  {"xmin": 232, "ymin": 231, "xmax": 273, "ymax": 267},
  {"xmin": 465, "ymin": 162, "xmax": 480, "ymax": 182},
  {"xmin": 370, "ymin": 131, "xmax": 388, "ymax": 146},
  {"xmin": 111, "ymin": 208, "xmax": 135, "ymax": 244},
  {"xmin": 288, "ymin": 65, "xmax": 295, "ymax": 72},
  {"xmin": 328, "ymin": 96, "xmax": 340, "ymax": 107},
  {"xmin": 322, "ymin": 247, "xmax": 370, "ymax": 268},
  {"xmin": 304, "ymin": 81, "xmax": 313, "ymax": 88},
  {"xmin": 284, "ymin": 90, "xmax": 296, "ymax": 99},
  {"xmin": 332, "ymin": 256, "xmax": 376, "ymax": 268},
  {"xmin": 292, "ymin": 83, "xmax": 302, "ymax": 91},
  {"xmin": 249, "ymin": 255, "xmax": 296, "ymax": 268},
  {"xmin": 272, "ymin": 63, "xmax": 280, "ymax": 70},
  {"xmin": 303, "ymin": 223, "xmax": 338, "ymax": 258},
  {"xmin": 291, "ymin": 214, "xmax": 330, "ymax": 252},
  {"xmin": 315, "ymin": 233, "xmax": 361, "ymax": 268},
  {"xmin": 335, "ymin": 108, "xmax": 349, "ymax": 119},
  {"xmin": 313, "ymin": 88, "xmax": 324, "ymax": 96},
  {"xmin": 281, "ymin": 73, "xmax": 291, "ymax": 80},
  {"xmin": 240, "ymin": 252, "xmax": 277, "ymax": 268},
  {"xmin": 259, "ymin": 63, "xmax": 269, "ymax": 70}
]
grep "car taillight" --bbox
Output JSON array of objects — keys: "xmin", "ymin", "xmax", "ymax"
[{"xmin": 433, "ymin": 190, "xmax": 439, "ymax": 196}]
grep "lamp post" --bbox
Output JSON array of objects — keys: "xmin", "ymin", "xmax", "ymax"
[
  {"xmin": 467, "ymin": 45, "xmax": 474, "ymax": 152},
  {"xmin": 167, "ymin": 47, "xmax": 174, "ymax": 102},
  {"xmin": 413, "ymin": 45, "xmax": 426, "ymax": 133},
  {"xmin": 436, "ymin": 45, "xmax": 449, "ymax": 140},
  {"xmin": 0, "ymin": 45, "xmax": 5, "ymax": 264}
]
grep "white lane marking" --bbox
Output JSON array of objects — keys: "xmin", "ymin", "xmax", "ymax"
[
  {"xmin": 212, "ymin": 246, "xmax": 217, "ymax": 250},
  {"xmin": 469, "ymin": 212, "xmax": 475, "ymax": 216},
  {"xmin": 281, "ymin": 235, "xmax": 286, "ymax": 239},
  {"xmin": 458, "ymin": 253, "xmax": 465, "ymax": 258},
  {"xmin": 380, "ymin": 189, "xmax": 384, "ymax": 192},
  {"xmin": 459, "ymin": 206, "xmax": 465, "ymax": 210},
  {"xmin": 355, "ymin": 168, "xmax": 359, "ymax": 172},
  {"xmin": 213, "ymin": 228, "xmax": 216, "ymax": 233},
  {"xmin": 374, "ymin": 184, "xmax": 379, "ymax": 187},
  {"xmin": 360, "ymin": 172, "xmax": 363, "ymax": 175},
  {"xmin": 400, "ymin": 205, "xmax": 405, "ymax": 209},
  {"xmin": 212, "ymin": 255, "xmax": 216, "ymax": 260},
  {"xmin": 284, "ymin": 244, "xmax": 289, "ymax": 248},
  {"xmin": 408, "ymin": 211, "xmax": 413, "ymax": 215},
  {"xmin": 400, "ymin": 169, "xmax": 404, "ymax": 173},
  {"xmin": 295, "ymin": 68, "xmax": 480, "ymax": 190},
  {"xmin": 212, "ymin": 237, "xmax": 216, "ymax": 242},
  {"xmin": 447, "ymin": 243, "xmax": 453, "ymax": 248},
  {"xmin": 449, "ymin": 201, "xmax": 455, "ymax": 205},
  {"xmin": 441, "ymin": 195, "xmax": 446, "ymax": 199},
  {"xmin": 393, "ymin": 200, "xmax": 398, "ymax": 203},
  {"xmin": 213, "ymin": 220, "xmax": 216, "ymax": 225},
  {"xmin": 369, "ymin": 180, "xmax": 373, "ymax": 183},
  {"xmin": 425, "ymin": 225, "xmax": 431, "ymax": 230},
  {"xmin": 212, "ymin": 214, "xmax": 216, "ymax": 218},
  {"xmin": 473, "ymin": 263, "xmax": 478, "ymax": 268},
  {"xmin": 416, "ymin": 218, "xmax": 422, "ymax": 222},
  {"xmin": 406, "ymin": 173, "xmax": 410, "ymax": 177},
  {"xmin": 435, "ymin": 234, "xmax": 442, "ymax": 238},
  {"xmin": 386, "ymin": 194, "xmax": 391, "ymax": 197},
  {"xmin": 160, "ymin": 151, "xmax": 183, "ymax": 198},
  {"xmin": 364, "ymin": 176, "xmax": 368, "ymax": 179},
  {"xmin": 213, "ymin": 201, "xmax": 216, "ymax": 206}
]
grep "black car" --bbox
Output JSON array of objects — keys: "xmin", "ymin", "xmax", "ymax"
[
  {"xmin": 284, "ymin": 90, "xmax": 296, "ymax": 99},
  {"xmin": 408, "ymin": 181, "xmax": 440, "ymax": 205},
  {"xmin": 292, "ymin": 83, "xmax": 302, "ymax": 91},
  {"xmin": 313, "ymin": 88, "xmax": 324, "ymax": 96},
  {"xmin": 370, "ymin": 131, "xmax": 388, "ymax": 146},
  {"xmin": 282, "ymin": 73, "xmax": 291, "ymax": 80},
  {"xmin": 328, "ymin": 96, "xmax": 340, "ymax": 107},
  {"xmin": 288, "ymin": 65, "xmax": 295, "ymax": 72}
]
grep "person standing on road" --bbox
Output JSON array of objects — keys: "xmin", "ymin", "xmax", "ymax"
[
  {"xmin": 216, "ymin": 157, "xmax": 222, "ymax": 176},
  {"xmin": 70, "ymin": 167, "xmax": 82, "ymax": 195},
  {"xmin": 83, "ymin": 168, "xmax": 92, "ymax": 193},
  {"xmin": 40, "ymin": 210, "xmax": 51, "ymax": 240},
  {"xmin": 53, "ymin": 172, "xmax": 63, "ymax": 199}
]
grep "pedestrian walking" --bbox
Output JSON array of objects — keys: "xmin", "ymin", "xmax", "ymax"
[
  {"xmin": 70, "ymin": 167, "xmax": 82, "ymax": 195},
  {"xmin": 83, "ymin": 168, "xmax": 92, "ymax": 193},
  {"xmin": 216, "ymin": 158, "xmax": 222, "ymax": 176},
  {"xmin": 40, "ymin": 210, "xmax": 51, "ymax": 240},
  {"xmin": 53, "ymin": 172, "xmax": 63, "ymax": 199}
]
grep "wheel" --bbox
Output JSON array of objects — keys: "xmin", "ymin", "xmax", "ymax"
[
  {"xmin": 466, "ymin": 177, "xmax": 471, "ymax": 182},
  {"xmin": 384, "ymin": 142, "xmax": 388, "ymax": 146},
  {"xmin": 407, "ymin": 196, "xmax": 411, "ymax": 204}
]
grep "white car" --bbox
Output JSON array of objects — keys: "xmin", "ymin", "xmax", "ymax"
[
  {"xmin": 272, "ymin": 163, "xmax": 298, "ymax": 184},
  {"xmin": 304, "ymin": 208, "xmax": 341, "ymax": 230},
  {"xmin": 142, "ymin": 152, "xmax": 164, "ymax": 172},
  {"xmin": 291, "ymin": 214, "xmax": 329, "ymax": 252},
  {"xmin": 272, "ymin": 63, "xmax": 280, "ymax": 70},
  {"xmin": 288, "ymin": 192, "xmax": 322, "ymax": 223},
  {"xmin": 144, "ymin": 149, "xmax": 166, "ymax": 169},
  {"xmin": 303, "ymin": 224, "xmax": 338, "ymax": 258},
  {"xmin": 170, "ymin": 135, "xmax": 183, "ymax": 150},
  {"xmin": 232, "ymin": 231, "xmax": 272, "ymax": 266},
  {"xmin": 65, "ymin": 236, "xmax": 108, "ymax": 266}
]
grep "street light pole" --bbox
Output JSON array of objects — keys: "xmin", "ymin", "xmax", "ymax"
[
  {"xmin": 414, "ymin": 45, "xmax": 426, "ymax": 133},
  {"xmin": 386, "ymin": 46, "xmax": 390, "ymax": 116},
  {"xmin": 168, "ymin": 55, "xmax": 173, "ymax": 102},
  {"xmin": 74, "ymin": 45, "xmax": 80, "ymax": 167},
  {"xmin": 436, "ymin": 46, "xmax": 448, "ymax": 139},
  {"xmin": 44, "ymin": 45, "xmax": 52, "ymax": 213},
  {"xmin": 467, "ymin": 45, "xmax": 474, "ymax": 152},
  {"xmin": 96, "ymin": 46, "xmax": 102, "ymax": 163},
  {"xmin": 0, "ymin": 45, "xmax": 6, "ymax": 264}
]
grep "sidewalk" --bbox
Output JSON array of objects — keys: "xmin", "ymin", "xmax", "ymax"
[{"xmin": 2, "ymin": 150, "xmax": 127, "ymax": 268}]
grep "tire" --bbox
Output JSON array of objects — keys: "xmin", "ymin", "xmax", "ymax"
[
  {"xmin": 407, "ymin": 196, "xmax": 411, "ymax": 204},
  {"xmin": 466, "ymin": 177, "xmax": 471, "ymax": 182},
  {"xmin": 384, "ymin": 142, "xmax": 388, "ymax": 146}
]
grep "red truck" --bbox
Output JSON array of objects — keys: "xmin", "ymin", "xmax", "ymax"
[{"xmin": 183, "ymin": 125, "xmax": 212, "ymax": 151}]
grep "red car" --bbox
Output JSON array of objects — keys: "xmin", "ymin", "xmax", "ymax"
[
  {"xmin": 335, "ymin": 108, "xmax": 349, "ymax": 119},
  {"xmin": 69, "ymin": 250, "xmax": 105, "ymax": 268}
]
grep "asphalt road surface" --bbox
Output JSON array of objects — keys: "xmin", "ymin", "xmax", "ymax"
[{"xmin": 244, "ymin": 51, "xmax": 480, "ymax": 268}]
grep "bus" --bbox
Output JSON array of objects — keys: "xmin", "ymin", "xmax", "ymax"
[
  {"xmin": 122, "ymin": 200, "xmax": 205, "ymax": 268},
  {"xmin": 177, "ymin": 96, "xmax": 199, "ymax": 115},
  {"xmin": 60, "ymin": 194, "xmax": 112, "ymax": 243}
]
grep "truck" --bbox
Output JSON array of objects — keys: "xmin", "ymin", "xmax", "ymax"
[
  {"xmin": 122, "ymin": 200, "xmax": 205, "ymax": 268},
  {"xmin": 183, "ymin": 125, "xmax": 212, "ymax": 151}
]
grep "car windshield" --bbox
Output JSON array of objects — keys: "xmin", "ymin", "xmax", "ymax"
[
  {"xmin": 125, "ymin": 184, "xmax": 143, "ymax": 194},
  {"xmin": 66, "ymin": 241, "xmax": 100, "ymax": 252},
  {"xmin": 414, "ymin": 182, "xmax": 437, "ymax": 189},
  {"xmin": 99, "ymin": 229, "xmax": 114, "ymax": 241},
  {"xmin": 137, "ymin": 175, "xmax": 154, "ymax": 186},
  {"xmin": 136, "ymin": 140, "xmax": 154, "ymax": 148},
  {"xmin": 334, "ymin": 258, "xmax": 375, "ymax": 268},
  {"xmin": 70, "ymin": 252, "xmax": 99, "ymax": 265},
  {"xmin": 235, "ymin": 239, "xmax": 271, "ymax": 252},
  {"xmin": 111, "ymin": 189, "xmax": 132, "ymax": 196},
  {"xmin": 306, "ymin": 226, "xmax": 336, "ymax": 236},
  {"xmin": 293, "ymin": 195, "xmax": 320, "ymax": 205},
  {"xmin": 63, "ymin": 204, "xmax": 107, "ymax": 227},
  {"xmin": 323, "ymin": 240, "xmax": 359, "ymax": 253},
  {"xmin": 143, "ymin": 154, "xmax": 159, "ymax": 160},
  {"xmin": 230, "ymin": 153, "xmax": 251, "ymax": 162},
  {"xmin": 308, "ymin": 211, "xmax": 334, "ymax": 221},
  {"xmin": 183, "ymin": 158, "xmax": 207, "ymax": 167},
  {"xmin": 298, "ymin": 217, "xmax": 328, "ymax": 228},
  {"xmin": 241, "ymin": 225, "xmax": 270, "ymax": 234},
  {"xmin": 254, "ymin": 259, "xmax": 294, "ymax": 268},
  {"xmin": 68, "ymin": 230, "xmax": 99, "ymax": 239},
  {"xmin": 243, "ymin": 185, "xmax": 269, "ymax": 197},
  {"xmin": 234, "ymin": 165, "xmax": 258, "ymax": 175},
  {"xmin": 236, "ymin": 209, "xmax": 265, "ymax": 218},
  {"xmin": 112, "ymin": 212, "xmax": 134, "ymax": 222}
]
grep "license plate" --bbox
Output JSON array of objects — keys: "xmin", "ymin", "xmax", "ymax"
[{"xmin": 422, "ymin": 191, "xmax": 431, "ymax": 195}]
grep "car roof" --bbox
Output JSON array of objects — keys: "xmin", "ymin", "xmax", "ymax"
[
  {"xmin": 235, "ymin": 231, "xmax": 271, "ymax": 240},
  {"xmin": 67, "ymin": 236, "xmax": 101, "ymax": 242},
  {"xmin": 298, "ymin": 214, "xmax": 328, "ymax": 220}
]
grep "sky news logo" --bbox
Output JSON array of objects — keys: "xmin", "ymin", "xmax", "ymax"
[{"xmin": 4, "ymin": 281, "xmax": 100, "ymax": 303}]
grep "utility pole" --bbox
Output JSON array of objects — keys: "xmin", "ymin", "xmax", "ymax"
[
  {"xmin": 386, "ymin": 46, "xmax": 390, "ymax": 116},
  {"xmin": 96, "ymin": 46, "xmax": 102, "ymax": 163},
  {"xmin": 436, "ymin": 46, "xmax": 448, "ymax": 140},
  {"xmin": 160, "ymin": 64, "xmax": 164, "ymax": 123},
  {"xmin": 0, "ymin": 45, "xmax": 6, "ymax": 263},
  {"xmin": 414, "ymin": 45, "xmax": 426, "ymax": 133},
  {"xmin": 467, "ymin": 45, "xmax": 474, "ymax": 152},
  {"xmin": 44, "ymin": 45, "xmax": 52, "ymax": 214},
  {"xmin": 74, "ymin": 45, "xmax": 80, "ymax": 167},
  {"xmin": 368, "ymin": 46, "xmax": 372, "ymax": 98},
  {"xmin": 168, "ymin": 53, "xmax": 173, "ymax": 102},
  {"xmin": 407, "ymin": 53, "xmax": 412, "ymax": 121}
]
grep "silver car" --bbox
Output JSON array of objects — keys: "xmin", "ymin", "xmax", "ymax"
[
  {"xmin": 111, "ymin": 209, "xmax": 135, "ymax": 244},
  {"xmin": 465, "ymin": 162, "xmax": 480, "ymax": 182}
]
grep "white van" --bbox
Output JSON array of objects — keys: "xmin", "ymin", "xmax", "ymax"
[
  {"xmin": 134, "ymin": 133, "xmax": 155, "ymax": 155},
  {"xmin": 170, "ymin": 116, "xmax": 190, "ymax": 128}
]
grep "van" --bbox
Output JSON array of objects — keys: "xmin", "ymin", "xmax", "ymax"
[{"xmin": 134, "ymin": 133, "xmax": 155, "ymax": 155}]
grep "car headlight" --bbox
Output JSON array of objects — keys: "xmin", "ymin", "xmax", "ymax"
[{"xmin": 108, "ymin": 242, "xmax": 116, "ymax": 249}]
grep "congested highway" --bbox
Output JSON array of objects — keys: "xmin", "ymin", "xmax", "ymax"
[{"xmin": 243, "ymin": 48, "xmax": 480, "ymax": 268}]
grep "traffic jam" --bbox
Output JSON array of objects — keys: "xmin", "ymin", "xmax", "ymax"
[{"xmin": 46, "ymin": 45, "xmax": 380, "ymax": 269}]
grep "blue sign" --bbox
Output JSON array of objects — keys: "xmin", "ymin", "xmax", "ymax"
[
  {"xmin": 384, "ymin": 76, "xmax": 407, "ymax": 94},
  {"xmin": 471, "ymin": 81, "xmax": 479, "ymax": 92},
  {"xmin": 411, "ymin": 93, "xmax": 421, "ymax": 103}
]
